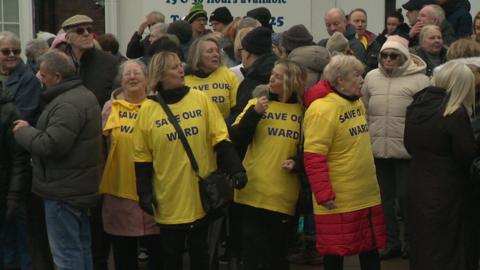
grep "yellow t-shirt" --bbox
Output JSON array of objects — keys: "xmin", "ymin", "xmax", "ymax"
[
  {"xmin": 185, "ymin": 66, "xmax": 239, "ymax": 119},
  {"xmin": 303, "ymin": 93, "xmax": 381, "ymax": 215},
  {"xmin": 233, "ymin": 99, "xmax": 302, "ymax": 216},
  {"xmin": 132, "ymin": 90, "xmax": 229, "ymax": 225},
  {"xmin": 99, "ymin": 99, "xmax": 144, "ymax": 201}
]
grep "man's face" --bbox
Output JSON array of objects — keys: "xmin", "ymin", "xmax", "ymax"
[
  {"xmin": 211, "ymin": 21, "xmax": 226, "ymax": 32},
  {"xmin": 350, "ymin": 11, "xmax": 367, "ymax": 36},
  {"xmin": 418, "ymin": 6, "xmax": 437, "ymax": 25},
  {"xmin": 39, "ymin": 62, "xmax": 60, "ymax": 88},
  {"xmin": 406, "ymin": 10, "xmax": 420, "ymax": 26},
  {"xmin": 325, "ymin": 12, "xmax": 347, "ymax": 36},
  {"xmin": 66, "ymin": 23, "xmax": 94, "ymax": 51}
]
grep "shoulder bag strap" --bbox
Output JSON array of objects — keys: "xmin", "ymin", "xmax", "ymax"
[{"xmin": 153, "ymin": 93, "xmax": 200, "ymax": 174}]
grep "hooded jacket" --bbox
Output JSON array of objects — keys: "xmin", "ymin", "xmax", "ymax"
[
  {"xmin": 14, "ymin": 79, "xmax": 103, "ymax": 209},
  {"xmin": 288, "ymin": 45, "xmax": 331, "ymax": 89},
  {"xmin": 362, "ymin": 53, "xmax": 430, "ymax": 159}
]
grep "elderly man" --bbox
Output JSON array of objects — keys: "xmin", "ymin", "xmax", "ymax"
[
  {"xmin": 409, "ymin": 4, "xmax": 456, "ymax": 46},
  {"xmin": 13, "ymin": 50, "xmax": 102, "ymax": 270},
  {"xmin": 318, "ymin": 8, "xmax": 365, "ymax": 61},
  {"xmin": 127, "ymin": 11, "xmax": 165, "ymax": 58},
  {"xmin": 62, "ymin": 14, "xmax": 118, "ymax": 107}
]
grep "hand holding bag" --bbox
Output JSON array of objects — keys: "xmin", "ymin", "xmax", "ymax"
[{"xmin": 153, "ymin": 93, "xmax": 233, "ymax": 215}]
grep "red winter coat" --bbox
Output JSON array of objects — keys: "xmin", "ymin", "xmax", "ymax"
[{"xmin": 303, "ymin": 81, "xmax": 386, "ymax": 256}]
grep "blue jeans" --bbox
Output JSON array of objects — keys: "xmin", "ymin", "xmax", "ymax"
[
  {"xmin": 0, "ymin": 204, "xmax": 32, "ymax": 270},
  {"xmin": 44, "ymin": 199, "xmax": 93, "ymax": 270}
]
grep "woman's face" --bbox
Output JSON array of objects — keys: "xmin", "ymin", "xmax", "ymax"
[
  {"xmin": 475, "ymin": 18, "xmax": 480, "ymax": 42},
  {"xmin": 421, "ymin": 29, "xmax": 443, "ymax": 55},
  {"xmin": 162, "ymin": 55, "xmax": 185, "ymax": 90},
  {"xmin": 121, "ymin": 62, "xmax": 147, "ymax": 96},
  {"xmin": 0, "ymin": 40, "xmax": 20, "ymax": 74},
  {"xmin": 380, "ymin": 48, "xmax": 402, "ymax": 72},
  {"xmin": 191, "ymin": 17, "xmax": 206, "ymax": 34},
  {"xmin": 337, "ymin": 70, "xmax": 364, "ymax": 96},
  {"xmin": 200, "ymin": 41, "xmax": 220, "ymax": 73},
  {"xmin": 386, "ymin": 17, "xmax": 400, "ymax": 35},
  {"xmin": 268, "ymin": 64, "xmax": 285, "ymax": 96}
]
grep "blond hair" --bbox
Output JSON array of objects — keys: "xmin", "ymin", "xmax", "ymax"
[
  {"xmin": 275, "ymin": 59, "xmax": 307, "ymax": 105},
  {"xmin": 234, "ymin": 27, "xmax": 253, "ymax": 61},
  {"xmin": 419, "ymin": 24, "xmax": 442, "ymax": 47},
  {"xmin": 447, "ymin": 38, "xmax": 480, "ymax": 60},
  {"xmin": 323, "ymin": 55, "xmax": 364, "ymax": 86},
  {"xmin": 147, "ymin": 51, "xmax": 179, "ymax": 92},
  {"xmin": 432, "ymin": 61, "xmax": 476, "ymax": 116},
  {"xmin": 187, "ymin": 35, "xmax": 223, "ymax": 72}
]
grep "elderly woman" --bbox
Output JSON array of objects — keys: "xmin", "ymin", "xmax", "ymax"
[
  {"xmin": 411, "ymin": 24, "xmax": 447, "ymax": 76},
  {"xmin": 99, "ymin": 60, "xmax": 161, "ymax": 270},
  {"xmin": 303, "ymin": 55, "xmax": 386, "ymax": 270},
  {"xmin": 185, "ymin": 35, "xmax": 240, "ymax": 119},
  {"xmin": 404, "ymin": 62, "xmax": 478, "ymax": 270},
  {"xmin": 0, "ymin": 31, "xmax": 41, "ymax": 123},
  {"xmin": 361, "ymin": 35, "xmax": 430, "ymax": 260},
  {"xmin": 133, "ymin": 51, "xmax": 246, "ymax": 270}
]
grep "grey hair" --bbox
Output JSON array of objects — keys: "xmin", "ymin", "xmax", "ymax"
[
  {"xmin": 115, "ymin": 59, "xmax": 147, "ymax": 85},
  {"xmin": 419, "ymin": 24, "xmax": 442, "ymax": 46},
  {"xmin": 326, "ymin": 8, "xmax": 347, "ymax": 20},
  {"xmin": 25, "ymin": 38, "xmax": 49, "ymax": 62},
  {"xmin": 0, "ymin": 31, "xmax": 21, "ymax": 48},
  {"xmin": 238, "ymin": 17, "xmax": 261, "ymax": 31},
  {"xmin": 323, "ymin": 54, "xmax": 364, "ymax": 86},
  {"xmin": 149, "ymin": 11, "xmax": 165, "ymax": 23},
  {"xmin": 424, "ymin": 4, "xmax": 445, "ymax": 24},
  {"xmin": 38, "ymin": 50, "xmax": 76, "ymax": 80},
  {"xmin": 150, "ymin": 22, "xmax": 168, "ymax": 36}
]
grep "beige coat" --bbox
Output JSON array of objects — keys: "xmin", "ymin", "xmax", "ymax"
[{"xmin": 362, "ymin": 54, "xmax": 430, "ymax": 159}]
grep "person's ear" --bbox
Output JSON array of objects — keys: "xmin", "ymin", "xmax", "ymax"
[{"xmin": 54, "ymin": 72, "xmax": 62, "ymax": 84}]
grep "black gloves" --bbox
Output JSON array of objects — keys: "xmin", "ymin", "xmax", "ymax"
[
  {"xmin": 135, "ymin": 162, "xmax": 155, "ymax": 216},
  {"xmin": 231, "ymin": 171, "xmax": 248, "ymax": 189}
]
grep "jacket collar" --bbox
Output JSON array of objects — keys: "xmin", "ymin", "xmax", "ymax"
[{"xmin": 42, "ymin": 78, "xmax": 83, "ymax": 104}]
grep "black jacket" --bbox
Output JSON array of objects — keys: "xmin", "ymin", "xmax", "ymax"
[
  {"xmin": 228, "ymin": 52, "xmax": 278, "ymax": 124},
  {"xmin": 411, "ymin": 46, "xmax": 447, "ymax": 77},
  {"xmin": 404, "ymin": 86, "xmax": 477, "ymax": 270},
  {"xmin": 14, "ymin": 79, "xmax": 103, "ymax": 209},
  {"xmin": 442, "ymin": 0, "xmax": 472, "ymax": 38},
  {"xmin": 126, "ymin": 32, "xmax": 151, "ymax": 59},
  {"xmin": 67, "ymin": 47, "xmax": 118, "ymax": 107},
  {"xmin": 0, "ymin": 92, "xmax": 30, "ymax": 223}
]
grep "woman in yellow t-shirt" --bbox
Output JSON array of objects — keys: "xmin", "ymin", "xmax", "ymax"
[
  {"xmin": 230, "ymin": 60, "xmax": 306, "ymax": 270},
  {"xmin": 132, "ymin": 52, "xmax": 247, "ymax": 270},
  {"xmin": 303, "ymin": 55, "xmax": 386, "ymax": 270},
  {"xmin": 99, "ymin": 60, "xmax": 161, "ymax": 269},
  {"xmin": 184, "ymin": 35, "xmax": 240, "ymax": 119}
]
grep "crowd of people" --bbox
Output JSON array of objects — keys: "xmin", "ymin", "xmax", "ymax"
[{"xmin": 1, "ymin": 0, "xmax": 480, "ymax": 270}]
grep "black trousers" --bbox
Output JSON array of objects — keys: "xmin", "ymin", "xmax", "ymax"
[
  {"xmin": 110, "ymin": 234, "xmax": 162, "ymax": 270},
  {"xmin": 90, "ymin": 199, "xmax": 111, "ymax": 270},
  {"xmin": 240, "ymin": 204, "xmax": 293, "ymax": 270},
  {"xmin": 160, "ymin": 222, "xmax": 209, "ymax": 270},
  {"xmin": 324, "ymin": 250, "xmax": 380, "ymax": 270}
]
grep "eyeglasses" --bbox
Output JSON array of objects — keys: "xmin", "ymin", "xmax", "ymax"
[
  {"xmin": 70, "ymin": 26, "xmax": 93, "ymax": 35},
  {"xmin": 380, "ymin": 52, "xmax": 400, "ymax": 60},
  {"xmin": 0, "ymin": 48, "xmax": 21, "ymax": 56}
]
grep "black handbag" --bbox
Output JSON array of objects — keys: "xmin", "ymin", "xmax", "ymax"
[{"xmin": 154, "ymin": 93, "xmax": 233, "ymax": 215}]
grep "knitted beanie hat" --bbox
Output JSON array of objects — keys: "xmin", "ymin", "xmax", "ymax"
[
  {"xmin": 209, "ymin": 7, "xmax": 233, "ymax": 25},
  {"xmin": 281, "ymin": 24, "xmax": 313, "ymax": 52},
  {"xmin": 326, "ymin": 32, "xmax": 349, "ymax": 53},
  {"xmin": 241, "ymin": 27, "xmax": 272, "ymax": 55},
  {"xmin": 185, "ymin": 3, "xmax": 208, "ymax": 24},
  {"xmin": 246, "ymin": 7, "xmax": 272, "ymax": 30},
  {"xmin": 381, "ymin": 35, "xmax": 410, "ymax": 59}
]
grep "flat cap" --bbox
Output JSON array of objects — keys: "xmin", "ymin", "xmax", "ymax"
[{"xmin": 61, "ymin": 15, "xmax": 94, "ymax": 29}]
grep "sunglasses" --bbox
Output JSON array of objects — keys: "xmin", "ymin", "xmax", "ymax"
[
  {"xmin": 380, "ymin": 52, "xmax": 400, "ymax": 60},
  {"xmin": 70, "ymin": 26, "xmax": 93, "ymax": 35},
  {"xmin": 0, "ymin": 48, "xmax": 21, "ymax": 56}
]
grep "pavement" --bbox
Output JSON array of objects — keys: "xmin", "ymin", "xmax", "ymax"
[{"xmin": 290, "ymin": 256, "xmax": 409, "ymax": 270}]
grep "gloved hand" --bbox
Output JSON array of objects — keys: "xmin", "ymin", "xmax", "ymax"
[
  {"xmin": 231, "ymin": 171, "xmax": 248, "ymax": 189},
  {"xmin": 138, "ymin": 195, "xmax": 155, "ymax": 216},
  {"xmin": 5, "ymin": 198, "xmax": 20, "ymax": 222}
]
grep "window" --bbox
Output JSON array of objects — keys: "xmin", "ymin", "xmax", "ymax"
[{"xmin": 1, "ymin": 0, "xmax": 20, "ymax": 36}]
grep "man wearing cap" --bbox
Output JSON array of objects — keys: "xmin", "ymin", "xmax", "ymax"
[
  {"xmin": 126, "ymin": 11, "xmax": 165, "ymax": 59},
  {"xmin": 210, "ymin": 6, "xmax": 233, "ymax": 32},
  {"xmin": 61, "ymin": 14, "xmax": 118, "ymax": 107},
  {"xmin": 228, "ymin": 27, "xmax": 277, "ymax": 127},
  {"xmin": 318, "ymin": 8, "xmax": 366, "ymax": 62},
  {"xmin": 185, "ymin": 3, "xmax": 211, "ymax": 40}
]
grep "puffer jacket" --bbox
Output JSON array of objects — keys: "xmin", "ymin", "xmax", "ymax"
[
  {"xmin": 288, "ymin": 45, "xmax": 331, "ymax": 89},
  {"xmin": 14, "ymin": 79, "xmax": 103, "ymax": 209},
  {"xmin": 362, "ymin": 53, "xmax": 430, "ymax": 159}
]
